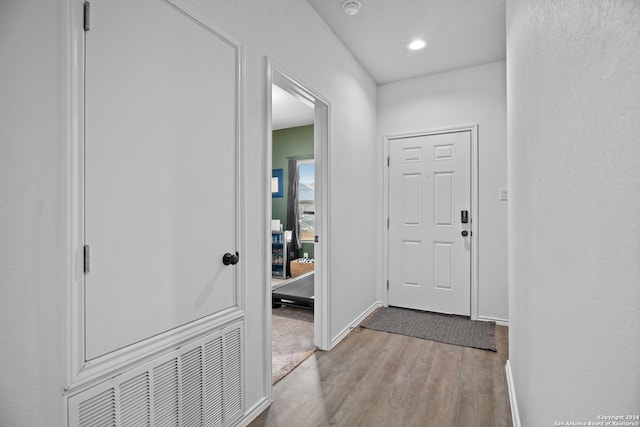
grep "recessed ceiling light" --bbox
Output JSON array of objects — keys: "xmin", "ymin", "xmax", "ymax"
[
  {"xmin": 407, "ymin": 39, "xmax": 427, "ymax": 51},
  {"xmin": 343, "ymin": 0, "xmax": 361, "ymax": 16}
]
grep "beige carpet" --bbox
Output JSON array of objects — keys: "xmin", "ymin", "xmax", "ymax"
[{"xmin": 272, "ymin": 305, "xmax": 315, "ymax": 384}]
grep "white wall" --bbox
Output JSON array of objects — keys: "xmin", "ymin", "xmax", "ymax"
[
  {"xmin": 507, "ymin": 1, "xmax": 640, "ymax": 425},
  {"xmin": 0, "ymin": 0, "xmax": 378, "ymax": 425},
  {"xmin": 378, "ymin": 61, "xmax": 508, "ymax": 322},
  {"xmin": 0, "ymin": 2, "xmax": 69, "ymax": 426}
]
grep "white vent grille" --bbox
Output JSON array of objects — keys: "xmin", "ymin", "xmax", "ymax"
[
  {"xmin": 181, "ymin": 347, "xmax": 203, "ymax": 426},
  {"xmin": 120, "ymin": 372, "xmax": 150, "ymax": 426},
  {"xmin": 204, "ymin": 337, "xmax": 224, "ymax": 426},
  {"xmin": 78, "ymin": 388, "xmax": 116, "ymax": 427},
  {"xmin": 68, "ymin": 321, "xmax": 244, "ymax": 427},
  {"xmin": 153, "ymin": 359, "xmax": 179, "ymax": 427},
  {"xmin": 223, "ymin": 329, "xmax": 242, "ymax": 418}
]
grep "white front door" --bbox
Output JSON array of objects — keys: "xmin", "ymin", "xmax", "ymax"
[
  {"xmin": 84, "ymin": 0, "xmax": 240, "ymax": 360},
  {"xmin": 388, "ymin": 130, "xmax": 472, "ymax": 316}
]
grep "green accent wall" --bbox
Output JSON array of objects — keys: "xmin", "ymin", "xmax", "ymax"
[{"xmin": 272, "ymin": 125, "xmax": 314, "ymax": 259}]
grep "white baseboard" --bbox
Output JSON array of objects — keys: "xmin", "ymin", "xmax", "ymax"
[
  {"xmin": 478, "ymin": 315, "xmax": 509, "ymax": 326},
  {"xmin": 505, "ymin": 360, "xmax": 522, "ymax": 427},
  {"xmin": 234, "ymin": 396, "xmax": 270, "ymax": 427},
  {"xmin": 330, "ymin": 301, "xmax": 382, "ymax": 349}
]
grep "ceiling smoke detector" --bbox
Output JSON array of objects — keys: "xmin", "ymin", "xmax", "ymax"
[{"xmin": 343, "ymin": 0, "xmax": 361, "ymax": 16}]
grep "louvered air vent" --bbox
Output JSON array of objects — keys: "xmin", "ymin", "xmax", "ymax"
[
  {"xmin": 78, "ymin": 388, "xmax": 116, "ymax": 427},
  {"xmin": 153, "ymin": 359, "xmax": 179, "ymax": 427},
  {"xmin": 120, "ymin": 372, "xmax": 150, "ymax": 426},
  {"xmin": 68, "ymin": 321, "xmax": 244, "ymax": 427}
]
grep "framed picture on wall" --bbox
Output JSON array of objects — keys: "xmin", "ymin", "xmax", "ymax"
[{"xmin": 272, "ymin": 168, "xmax": 283, "ymax": 198}]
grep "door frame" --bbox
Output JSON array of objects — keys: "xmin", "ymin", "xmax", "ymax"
[
  {"xmin": 382, "ymin": 125, "xmax": 479, "ymax": 320},
  {"xmin": 264, "ymin": 61, "xmax": 331, "ymax": 399}
]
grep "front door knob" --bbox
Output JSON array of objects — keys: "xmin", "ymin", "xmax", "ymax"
[
  {"xmin": 222, "ymin": 251, "xmax": 240, "ymax": 266},
  {"xmin": 461, "ymin": 230, "xmax": 469, "ymax": 237}
]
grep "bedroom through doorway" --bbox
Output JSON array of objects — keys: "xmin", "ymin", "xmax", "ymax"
[{"xmin": 270, "ymin": 82, "xmax": 316, "ymax": 384}]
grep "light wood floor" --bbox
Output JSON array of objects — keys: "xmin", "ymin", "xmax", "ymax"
[{"xmin": 250, "ymin": 323, "xmax": 512, "ymax": 427}]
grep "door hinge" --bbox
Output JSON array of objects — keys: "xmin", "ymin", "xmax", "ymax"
[
  {"xmin": 83, "ymin": 1, "xmax": 91, "ymax": 31},
  {"xmin": 387, "ymin": 218, "xmax": 389, "ymax": 229},
  {"xmin": 386, "ymin": 279, "xmax": 389, "ymax": 290},
  {"xmin": 387, "ymin": 156, "xmax": 390, "ymax": 167},
  {"xmin": 83, "ymin": 245, "xmax": 90, "ymax": 273}
]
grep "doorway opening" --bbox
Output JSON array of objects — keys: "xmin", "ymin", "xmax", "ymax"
[
  {"xmin": 266, "ymin": 64, "xmax": 330, "ymax": 391},
  {"xmin": 270, "ymin": 84, "xmax": 315, "ymax": 384}
]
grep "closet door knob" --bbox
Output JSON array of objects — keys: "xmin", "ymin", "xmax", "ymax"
[{"xmin": 222, "ymin": 252, "xmax": 239, "ymax": 266}]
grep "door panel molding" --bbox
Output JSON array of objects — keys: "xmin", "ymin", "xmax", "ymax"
[{"xmin": 382, "ymin": 125, "xmax": 479, "ymax": 319}]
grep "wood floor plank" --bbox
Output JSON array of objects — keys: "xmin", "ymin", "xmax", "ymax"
[{"xmin": 250, "ymin": 325, "xmax": 512, "ymax": 427}]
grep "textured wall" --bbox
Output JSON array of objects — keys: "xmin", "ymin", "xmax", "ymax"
[
  {"xmin": 0, "ymin": 2, "xmax": 68, "ymax": 426},
  {"xmin": 507, "ymin": 0, "xmax": 640, "ymax": 424}
]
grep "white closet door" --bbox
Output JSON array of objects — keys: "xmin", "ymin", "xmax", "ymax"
[{"xmin": 84, "ymin": 0, "xmax": 239, "ymax": 360}]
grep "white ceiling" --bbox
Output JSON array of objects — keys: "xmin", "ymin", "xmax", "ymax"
[
  {"xmin": 272, "ymin": 84, "xmax": 314, "ymax": 131},
  {"xmin": 272, "ymin": 0, "xmax": 506, "ymax": 130},
  {"xmin": 306, "ymin": 0, "xmax": 506, "ymax": 84}
]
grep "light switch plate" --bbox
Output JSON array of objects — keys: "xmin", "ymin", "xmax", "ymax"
[{"xmin": 499, "ymin": 187, "xmax": 509, "ymax": 201}]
